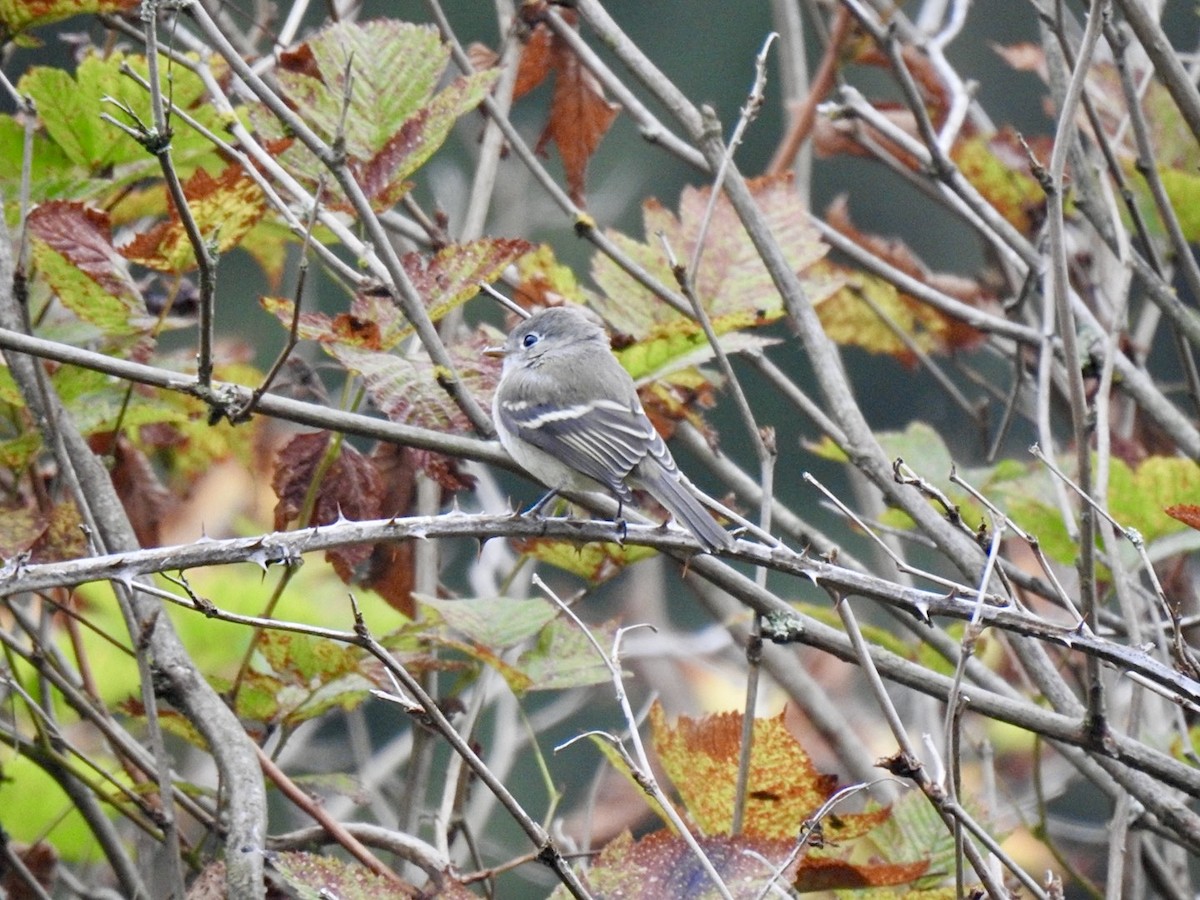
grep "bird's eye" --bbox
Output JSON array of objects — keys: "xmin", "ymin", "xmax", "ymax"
[{"xmin": 522, "ymin": 332, "xmax": 539, "ymax": 348}]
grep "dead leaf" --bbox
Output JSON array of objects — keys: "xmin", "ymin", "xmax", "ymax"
[
  {"xmin": 514, "ymin": 4, "xmax": 619, "ymax": 205},
  {"xmin": 272, "ymin": 430, "xmax": 382, "ymax": 574}
]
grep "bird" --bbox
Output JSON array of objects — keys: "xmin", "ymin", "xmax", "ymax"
[{"xmin": 487, "ymin": 306, "xmax": 732, "ymax": 552}]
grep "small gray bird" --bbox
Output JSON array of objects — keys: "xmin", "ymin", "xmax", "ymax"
[{"xmin": 488, "ymin": 306, "xmax": 732, "ymax": 552}]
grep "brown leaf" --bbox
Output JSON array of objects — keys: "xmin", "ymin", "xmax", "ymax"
[
  {"xmin": 514, "ymin": 6, "xmax": 619, "ymax": 205},
  {"xmin": 276, "ymin": 41, "xmax": 320, "ymax": 78},
  {"xmin": 272, "ymin": 431, "xmax": 382, "ymax": 572},
  {"xmin": 119, "ymin": 166, "xmax": 267, "ymax": 272},
  {"xmin": 330, "ymin": 313, "xmax": 383, "ymax": 351},
  {"xmin": 812, "ymin": 102, "xmax": 924, "ymax": 169},
  {"xmin": 355, "ymin": 443, "xmax": 419, "ymax": 616},
  {"xmin": 992, "ymin": 41, "xmax": 1048, "ymax": 79},
  {"xmin": 825, "ymin": 196, "xmax": 984, "ymax": 355},
  {"xmin": 851, "ymin": 42, "xmax": 952, "ymax": 128},
  {"xmin": 794, "ymin": 855, "xmax": 931, "ymax": 891},
  {"xmin": 1166, "ymin": 504, "xmax": 1200, "ymax": 531},
  {"xmin": 0, "ymin": 503, "xmax": 48, "ymax": 559},
  {"xmin": 466, "ymin": 41, "xmax": 498, "ymax": 74},
  {"xmin": 28, "ymin": 500, "xmax": 87, "ymax": 564},
  {"xmin": 2, "ymin": 841, "xmax": 58, "ymax": 900},
  {"xmin": 513, "ymin": 14, "xmax": 554, "ymax": 97},
  {"xmin": 28, "ymin": 201, "xmax": 143, "ymax": 307},
  {"xmin": 92, "ymin": 433, "xmax": 171, "ymax": 547}
]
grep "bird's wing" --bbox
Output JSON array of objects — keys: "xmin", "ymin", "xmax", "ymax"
[{"xmin": 495, "ymin": 396, "xmax": 660, "ymax": 499}]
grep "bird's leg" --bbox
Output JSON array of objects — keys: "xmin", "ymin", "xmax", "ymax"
[
  {"xmin": 524, "ymin": 489, "xmax": 559, "ymax": 517},
  {"xmin": 614, "ymin": 499, "xmax": 627, "ymax": 544}
]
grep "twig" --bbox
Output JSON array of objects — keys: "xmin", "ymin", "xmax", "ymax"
[
  {"xmin": 832, "ymin": 590, "xmax": 1043, "ymax": 898},
  {"xmin": 537, "ymin": 575, "xmax": 734, "ymax": 900},
  {"xmin": 239, "ymin": 177, "xmax": 327, "ymax": 420}
]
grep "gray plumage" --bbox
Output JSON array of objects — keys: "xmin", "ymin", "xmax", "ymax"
[{"xmin": 490, "ymin": 307, "xmax": 732, "ymax": 552}]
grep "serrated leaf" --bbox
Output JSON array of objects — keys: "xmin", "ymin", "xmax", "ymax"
[
  {"xmin": 347, "ymin": 70, "xmax": 499, "ymax": 209},
  {"xmin": 28, "ymin": 202, "xmax": 149, "ymax": 331},
  {"xmin": 415, "ymin": 594, "xmax": 560, "ymax": 648},
  {"xmin": 515, "ymin": 538, "xmax": 657, "ymax": 581},
  {"xmin": 515, "ymin": 243, "xmax": 587, "ymax": 306},
  {"xmin": 652, "ymin": 703, "xmax": 887, "ymax": 840},
  {"xmin": 242, "ymin": 632, "xmax": 377, "ymax": 727},
  {"xmin": 120, "ymin": 165, "xmax": 266, "ymax": 272},
  {"xmin": 515, "ymin": 616, "xmax": 615, "ymax": 691},
  {"xmin": 14, "ymin": 51, "xmax": 227, "ymax": 197},
  {"xmin": 0, "ymin": 0, "xmax": 136, "ymax": 40},
  {"xmin": 272, "ymin": 431, "xmax": 382, "ymax": 583},
  {"xmin": 332, "ymin": 328, "xmax": 502, "ymax": 433},
  {"xmin": 402, "ymin": 238, "xmax": 533, "ymax": 324},
  {"xmin": 590, "ymin": 175, "xmax": 831, "ymax": 341},
  {"xmin": 263, "ymin": 239, "xmax": 530, "ymax": 349},
  {"xmin": 267, "ymin": 21, "xmax": 496, "ymax": 206},
  {"xmin": 515, "ymin": 13, "xmax": 619, "ymax": 206}
]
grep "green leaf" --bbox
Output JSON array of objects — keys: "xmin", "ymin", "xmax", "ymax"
[
  {"xmin": 0, "ymin": 0, "xmax": 137, "ymax": 40},
  {"xmin": 1159, "ymin": 167, "xmax": 1200, "ymax": 243},
  {"xmin": 415, "ymin": 594, "xmax": 560, "ymax": 648},
  {"xmin": 13, "ymin": 51, "xmax": 227, "ymax": 199},
  {"xmin": 516, "ymin": 538, "xmax": 658, "ymax": 581},
  {"xmin": 239, "ymin": 631, "xmax": 377, "ymax": 727},
  {"xmin": 266, "ymin": 21, "xmax": 497, "ymax": 206},
  {"xmin": 27, "ymin": 202, "xmax": 152, "ymax": 341},
  {"xmin": 515, "ymin": 617, "xmax": 615, "ymax": 691}
]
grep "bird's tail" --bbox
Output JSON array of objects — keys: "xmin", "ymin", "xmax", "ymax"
[{"xmin": 635, "ymin": 463, "xmax": 732, "ymax": 552}]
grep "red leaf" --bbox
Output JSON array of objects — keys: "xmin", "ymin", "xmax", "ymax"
[
  {"xmin": 513, "ymin": 6, "xmax": 619, "ymax": 205},
  {"xmin": 272, "ymin": 432, "xmax": 382, "ymax": 574},
  {"xmin": 353, "ymin": 443, "xmax": 419, "ymax": 616},
  {"xmin": 513, "ymin": 19, "xmax": 553, "ymax": 97},
  {"xmin": 345, "ymin": 111, "xmax": 428, "ymax": 208},
  {"xmin": 90, "ymin": 433, "xmax": 171, "ymax": 548},
  {"xmin": 28, "ymin": 201, "xmax": 141, "ymax": 305},
  {"xmin": 1166, "ymin": 504, "xmax": 1200, "ymax": 531}
]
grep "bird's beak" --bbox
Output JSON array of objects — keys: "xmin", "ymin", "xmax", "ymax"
[{"xmin": 483, "ymin": 344, "xmax": 506, "ymax": 358}]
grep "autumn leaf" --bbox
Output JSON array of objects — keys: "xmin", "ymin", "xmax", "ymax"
[
  {"xmin": 1166, "ymin": 504, "xmax": 1200, "ymax": 531},
  {"xmin": 415, "ymin": 594, "xmax": 613, "ymax": 694},
  {"xmin": 261, "ymin": 20, "xmax": 497, "ymax": 208},
  {"xmin": 651, "ymin": 703, "xmax": 880, "ymax": 840},
  {"xmin": 330, "ymin": 327, "xmax": 503, "ymax": 435},
  {"xmin": 228, "ymin": 631, "xmax": 378, "ymax": 728},
  {"xmin": 2, "ymin": 51, "xmax": 227, "ymax": 198},
  {"xmin": 950, "ymin": 129, "xmax": 1047, "ymax": 235},
  {"xmin": 271, "ymin": 430, "xmax": 382, "ymax": 577},
  {"xmin": 28, "ymin": 500, "xmax": 87, "ymax": 564},
  {"xmin": 0, "ymin": 0, "xmax": 136, "ymax": 43},
  {"xmin": 590, "ymin": 175, "xmax": 832, "ymax": 341},
  {"xmin": 27, "ymin": 201, "xmax": 154, "ymax": 342},
  {"xmin": 346, "ymin": 443, "xmax": 472, "ymax": 617},
  {"xmin": 515, "ymin": 538, "xmax": 658, "ymax": 581},
  {"xmin": 90, "ymin": 433, "xmax": 171, "ymax": 548},
  {"xmin": 512, "ymin": 4, "xmax": 619, "ymax": 205},
  {"xmin": 120, "ymin": 166, "xmax": 267, "ymax": 273},
  {"xmin": 262, "ymin": 238, "xmax": 532, "ymax": 349},
  {"xmin": 570, "ymin": 829, "xmax": 932, "ymax": 899},
  {"xmin": 817, "ymin": 196, "xmax": 990, "ymax": 361}
]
